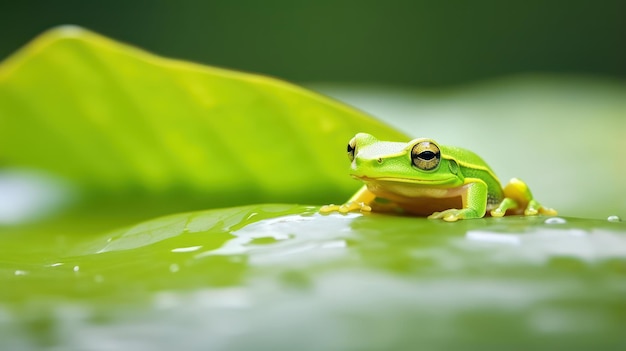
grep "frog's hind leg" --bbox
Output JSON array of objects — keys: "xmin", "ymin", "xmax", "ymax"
[{"xmin": 490, "ymin": 178, "xmax": 557, "ymax": 217}]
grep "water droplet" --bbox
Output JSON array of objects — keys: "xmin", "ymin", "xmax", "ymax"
[
  {"xmin": 73, "ymin": 265, "xmax": 80, "ymax": 272},
  {"xmin": 607, "ymin": 215, "xmax": 621, "ymax": 222},
  {"xmin": 169, "ymin": 264, "xmax": 180, "ymax": 273},
  {"xmin": 14, "ymin": 270, "xmax": 28, "ymax": 276},
  {"xmin": 544, "ymin": 217, "xmax": 566, "ymax": 224},
  {"xmin": 48, "ymin": 262, "xmax": 64, "ymax": 267}
]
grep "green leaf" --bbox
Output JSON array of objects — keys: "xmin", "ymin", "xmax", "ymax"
[
  {"xmin": 0, "ymin": 25, "xmax": 406, "ymax": 223},
  {"xmin": 2, "ymin": 205, "xmax": 625, "ymax": 349}
]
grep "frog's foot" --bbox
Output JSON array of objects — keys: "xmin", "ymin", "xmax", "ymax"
[
  {"xmin": 498, "ymin": 178, "xmax": 558, "ymax": 217},
  {"xmin": 524, "ymin": 199, "xmax": 557, "ymax": 216},
  {"xmin": 491, "ymin": 198, "xmax": 557, "ymax": 217},
  {"xmin": 490, "ymin": 198, "xmax": 519, "ymax": 217},
  {"xmin": 320, "ymin": 201, "xmax": 372, "ymax": 215},
  {"xmin": 428, "ymin": 208, "xmax": 480, "ymax": 222}
]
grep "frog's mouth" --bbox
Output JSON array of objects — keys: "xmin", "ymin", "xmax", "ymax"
[{"xmin": 352, "ymin": 175, "xmax": 458, "ymax": 185}]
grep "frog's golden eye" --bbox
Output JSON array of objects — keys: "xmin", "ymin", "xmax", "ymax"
[
  {"xmin": 411, "ymin": 141, "xmax": 440, "ymax": 170},
  {"xmin": 347, "ymin": 137, "xmax": 357, "ymax": 162}
]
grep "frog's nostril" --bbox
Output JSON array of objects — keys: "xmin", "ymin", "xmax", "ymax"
[{"xmin": 377, "ymin": 158, "xmax": 383, "ymax": 164}]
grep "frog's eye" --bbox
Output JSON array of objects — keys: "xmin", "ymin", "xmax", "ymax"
[
  {"xmin": 411, "ymin": 141, "xmax": 440, "ymax": 170},
  {"xmin": 347, "ymin": 137, "xmax": 357, "ymax": 162}
]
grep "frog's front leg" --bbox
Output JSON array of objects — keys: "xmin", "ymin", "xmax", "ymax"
[
  {"xmin": 490, "ymin": 178, "xmax": 557, "ymax": 217},
  {"xmin": 428, "ymin": 178, "xmax": 488, "ymax": 222},
  {"xmin": 320, "ymin": 186, "xmax": 375, "ymax": 214}
]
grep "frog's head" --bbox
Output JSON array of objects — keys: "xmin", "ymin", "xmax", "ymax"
[{"xmin": 347, "ymin": 133, "xmax": 462, "ymax": 186}]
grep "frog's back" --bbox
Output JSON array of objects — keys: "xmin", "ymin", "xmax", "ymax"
[
  {"xmin": 440, "ymin": 144, "xmax": 504, "ymax": 205},
  {"xmin": 440, "ymin": 145, "xmax": 492, "ymax": 171}
]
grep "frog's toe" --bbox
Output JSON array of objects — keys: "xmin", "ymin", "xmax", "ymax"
[
  {"xmin": 337, "ymin": 202, "xmax": 371, "ymax": 213},
  {"xmin": 443, "ymin": 213, "xmax": 461, "ymax": 222},
  {"xmin": 338, "ymin": 204, "xmax": 351, "ymax": 213},
  {"xmin": 524, "ymin": 207, "xmax": 539, "ymax": 216},
  {"xmin": 491, "ymin": 198, "xmax": 518, "ymax": 218},
  {"xmin": 490, "ymin": 208, "xmax": 506, "ymax": 217},
  {"xmin": 523, "ymin": 200, "xmax": 557, "ymax": 216},
  {"xmin": 427, "ymin": 211, "xmax": 444, "ymax": 220},
  {"xmin": 429, "ymin": 209, "xmax": 467, "ymax": 222},
  {"xmin": 524, "ymin": 207, "xmax": 557, "ymax": 216},
  {"xmin": 319, "ymin": 204, "xmax": 339, "ymax": 214},
  {"xmin": 320, "ymin": 201, "xmax": 371, "ymax": 215},
  {"xmin": 539, "ymin": 207, "xmax": 558, "ymax": 216}
]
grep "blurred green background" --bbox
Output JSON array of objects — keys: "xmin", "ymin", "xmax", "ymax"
[
  {"xmin": 1, "ymin": 0, "xmax": 624, "ymax": 87},
  {"xmin": 1, "ymin": 0, "xmax": 625, "ymax": 219}
]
